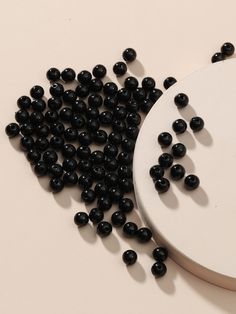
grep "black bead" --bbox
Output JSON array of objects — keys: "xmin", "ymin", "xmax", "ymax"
[
  {"xmin": 123, "ymin": 222, "xmax": 138, "ymax": 237},
  {"xmin": 97, "ymin": 221, "xmax": 112, "ymax": 237},
  {"xmin": 97, "ymin": 196, "xmax": 112, "ymax": 211},
  {"xmin": 20, "ymin": 135, "xmax": 34, "ymax": 151},
  {"xmin": 48, "ymin": 97, "xmax": 62, "ymax": 111},
  {"xmin": 140, "ymin": 99, "xmax": 154, "ymax": 113},
  {"xmin": 190, "ymin": 116, "xmax": 204, "ymax": 132},
  {"xmin": 136, "ymin": 227, "xmax": 152, "ymax": 243},
  {"xmin": 104, "ymin": 143, "xmax": 118, "ymax": 157},
  {"xmin": 112, "ymin": 119, "xmax": 126, "ymax": 133},
  {"xmin": 163, "ymin": 77, "xmax": 177, "ymax": 89},
  {"xmin": 109, "ymin": 187, "xmax": 123, "ymax": 203},
  {"xmin": 133, "ymin": 88, "xmax": 146, "ymax": 102},
  {"xmin": 155, "ymin": 178, "xmax": 170, "ymax": 193},
  {"xmin": 35, "ymin": 137, "xmax": 49, "ymax": 152},
  {"xmin": 221, "ymin": 42, "xmax": 235, "ymax": 57},
  {"xmin": 91, "ymin": 165, "xmax": 105, "ymax": 180},
  {"xmin": 117, "ymin": 152, "xmax": 133, "ymax": 165},
  {"xmin": 117, "ymin": 88, "xmax": 131, "ymax": 103},
  {"xmin": 5, "ymin": 123, "xmax": 20, "ymax": 137},
  {"xmin": 75, "ymin": 84, "xmax": 90, "ymax": 98},
  {"xmin": 26, "ymin": 149, "xmax": 41, "ymax": 164},
  {"xmin": 43, "ymin": 150, "xmax": 58, "ymax": 165},
  {"xmin": 121, "ymin": 138, "xmax": 135, "ymax": 153},
  {"xmin": 77, "ymin": 70, "xmax": 92, "ymax": 85},
  {"xmin": 30, "ymin": 85, "xmax": 44, "ymax": 99},
  {"xmin": 61, "ymin": 68, "xmax": 76, "ymax": 82},
  {"xmin": 35, "ymin": 124, "xmax": 49, "ymax": 137},
  {"xmin": 151, "ymin": 262, "xmax": 167, "ymax": 277},
  {"xmin": 78, "ymin": 159, "xmax": 93, "ymax": 173},
  {"xmin": 71, "ymin": 114, "xmax": 85, "ymax": 129},
  {"xmin": 125, "ymin": 126, "xmax": 139, "ymax": 140},
  {"xmin": 91, "ymin": 150, "xmax": 105, "ymax": 164},
  {"xmin": 158, "ymin": 132, "xmax": 172, "ymax": 147},
  {"xmin": 184, "ymin": 174, "xmax": 200, "ymax": 190},
  {"xmin": 118, "ymin": 165, "xmax": 132, "ymax": 178},
  {"xmin": 104, "ymin": 172, "xmax": 119, "ymax": 187},
  {"xmin": 89, "ymin": 78, "xmax": 103, "ymax": 92},
  {"xmin": 94, "ymin": 129, "xmax": 108, "ymax": 145},
  {"xmin": 78, "ymin": 131, "xmax": 92, "ymax": 146},
  {"xmin": 172, "ymin": 119, "xmax": 187, "ymax": 134},
  {"xmin": 94, "ymin": 182, "xmax": 108, "ymax": 197},
  {"xmin": 142, "ymin": 77, "xmax": 156, "ymax": 91},
  {"xmin": 48, "ymin": 163, "xmax": 63, "ymax": 178},
  {"xmin": 122, "ymin": 48, "xmax": 137, "ymax": 62},
  {"xmin": 124, "ymin": 76, "xmax": 139, "ymax": 91},
  {"xmin": 78, "ymin": 174, "xmax": 93, "ymax": 190},
  {"xmin": 111, "ymin": 211, "xmax": 126, "ymax": 227},
  {"xmin": 170, "ymin": 164, "xmax": 185, "ymax": 180},
  {"xmin": 62, "ymin": 158, "xmax": 77, "ymax": 171},
  {"xmin": 49, "ymin": 83, "xmax": 64, "ymax": 97},
  {"xmin": 59, "ymin": 107, "xmax": 73, "ymax": 122},
  {"xmin": 64, "ymin": 127, "xmax": 78, "ymax": 142},
  {"xmin": 34, "ymin": 161, "xmax": 48, "ymax": 176},
  {"xmin": 77, "ymin": 145, "xmax": 91, "ymax": 159},
  {"xmin": 92, "ymin": 64, "xmax": 107, "ymax": 78},
  {"xmin": 62, "ymin": 144, "xmax": 76, "ymax": 158},
  {"xmin": 63, "ymin": 171, "xmax": 78, "ymax": 185},
  {"xmin": 30, "ymin": 111, "xmax": 44, "ymax": 125},
  {"xmin": 113, "ymin": 105, "xmax": 127, "ymax": 120},
  {"xmin": 149, "ymin": 88, "xmax": 163, "ymax": 103},
  {"xmin": 88, "ymin": 93, "xmax": 103, "ymax": 107},
  {"xmin": 211, "ymin": 52, "xmax": 225, "ymax": 63},
  {"xmin": 99, "ymin": 111, "xmax": 113, "ymax": 125},
  {"xmin": 63, "ymin": 90, "xmax": 77, "ymax": 104},
  {"xmin": 126, "ymin": 112, "xmax": 141, "ymax": 126},
  {"xmin": 50, "ymin": 122, "xmax": 65, "ymax": 136},
  {"xmin": 89, "ymin": 208, "xmax": 104, "ymax": 224},
  {"xmin": 74, "ymin": 212, "xmax": 89, "ymax": 227},
  {"xmin": 72, "ymin": 99, "xmax": 87, "ymax": 114},
  {"xmin": 50, "ymin": 177, "xmax": 64, "ymax": 192},
  {"xmin": 152, "ymin": 247, "xmax": 168, "ymax": 262},
  {"xmin": 104, "ymin": 157, "xmax": 118, "ymax": 171},
  {"xmin": 174, "ymin": 93, "xmax": 189, "ymax": 108},
  {"xmin": 104, "ymin": 95, "xmax": 118, "ymax": 110},
  {"xmin": 81, "ymin": 189, "xmax": 96, "ymax": 203},
  {"xmin": 45, "ymin": 110, "xmax": 59, "ymax": 123},
  {"xmin": 86, "ymin": 107, "xmax": 99, "ymax": 120},
  {"xmin": 108, "ymin": 132, "xmax": 122, "ymax": 145},
  {"xmin": 172, "ymin": 143, "xmax": 186, "ymax": 158},
  {"xmin": 20, "ymin": 123, "xmax": 34, "ymax": 136},
  {"xmin": 46, "ymin": 67, "xmax": 60, "ymax": 81},
  {"xmin": 15, "ymin": 109, "xmax": 29, "ymax": 124},
  {"xmin": 119, "ymin": 178, "xmax": 133, "ymax": 193},
  {"xmin": 113, "ymin": 62, "xmax": 127, "ymax": 76},
  {"xmin": 17, "ymin": 96, "xmax": 31, "ymax": 110},
  {"xmin": 31, "ymin": 99, "xmax": 46, "ymax": 112},
  {"xmin": 119, "ymin": 197, "xmax": 134, "ymax": 213},
  {"xmin": 149, "ymin": 165, "xmax": 164, "ymax": 180},
  {"xmin": 126, "ymin": 99, "xmax": 140, "ymax": 113},
  {"xmin": 122, "ymin": 250, "xmax": 137, "ymax": 265},
  {"xmin": 86, "ymin": 119, "xmax": 100, "ymax": 132},
  {"xmin": 103, "ymin": 82, "xmax": 118, "ymax": 96}
]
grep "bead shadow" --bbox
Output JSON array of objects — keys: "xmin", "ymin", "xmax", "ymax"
[
  {"xmin": 159, "ymin": 184, "xmax": 179, "ymax": 209},
  {"xmin": 177, "ymin": 104, "xmax": 197, "ymax": 121},
  {"xmin": 77, "ymin": 223, "xmax": 97, "ymax": 244},
  {"xmin": 155, "ymin": 258, "xmax": 177, "ymax": 294},
  {"xmin": 126, "ymin": 261, "xmax": 146, "ymax": 283},
  {"xmin": 8, "ymin": 137, "xmax": 21, "ymax": 152},
  {"xmin": 116, "ymin": 71, "xmax": 131, "ymax": 87},
  {"xmin": 101, "ymin": 232, "xmax": 121, "ymax": 254},
  {"xmin": 52, "ymin": 186, "xmax": 82, "ymax": 209},
  {"xmin": 127, "ymin": 59, "xmax": 145, "ymax": 77},
  {"xmin": 176, "ymin": 130, "xmax": 196, "ymax": 150},
  {"xmin": 194, "ymin": 128, "xmax": 213, "ymax": 147}
]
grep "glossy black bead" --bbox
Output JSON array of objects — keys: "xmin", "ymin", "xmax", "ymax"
[
  {"xmin": 103, "ymin": 82, "xmax": 118, "ymax": 96},
  {"xmin": 78, "ymin": 131, "xmax": 92, "ymax": 146},
  {"xmin": 75, "ymin": 84, "xmax": 90, "ymax": 98},
  {"xmin": 136, "ymin": 227, "xmax": 152, "ymax": 243},
  {"xmin": 35, "ymin": 124, "xmax": 49, "ymax": 137},
  {"xmin": 122, "ymin": 48, "xmax": 137, "ymax": 62},
  {"xmin": 43, "ymin": 150, "xmax": 58, "ymax": 165},
  {"xmin": 86, "ymin": 107, "xmax": 99, "ymax": 120},
  {"xmin": 163, "ymin": 77, "xmax": 177, "ymax": 89},
  {"xmin": 142, "ymin": 77, "xmax": 155, "ymax": 91},
  {"xmin": 92, "ymin": 64, "xmax": 107, "ymax": 78},
  {"xmin": 174, "ymin": 93, "xmax": 189, "ymax": 108},
  {"xmin": 108, "ymin": 132, "xmax": 122, "ymax": 145},
  {"xmin": 26, "ymin": 149, "xmax": 41, "ymax": 164},
  {"xmin": 140, "ymin": 99, "xmax": 154, "ymax": 114},
  {"xmin": 158, "ymin": 132, "xmax": 172, "ymax": 147},
  {"xmin": 30, "ymin": 111, "xmax": 44, "ymax": 125},
  {"xmin": 121, "ymin": 138, "xmax": 135, "ymax": 153},
  {"xmin": 97, "ymin": 196, "xmax": 112, "ymax": 211},
  {"xmin": 122, "ymin": 250, "xmax": 137, "ymax": 265},
  {"xmin": 59, "ymin": 107, "xmax": 73, "ymax": 122},
  {"xmin": 61, "ymin": 143, "xmax": 76, "ymax": 158},
  {"xmin": 62, "ymin": 158, "xmax": 77, "ymax": 171},
  {"xmin": 88, "ymin": 93, "xmax": 103, "ymax": 107},
  {"xmin": 184, "ymin": 174, "xmax": 200, "ymax": 190},
  {"xmin": 113, "ymin": 62, "xmax": 127, "ymax": 76},
  {"xmin": 111, "ymin": 211, "xmax": 126, "ymax": 227},
  {"xmin": 81, "ymin": 188, "xmax": 96, "ymax": 203},
  {"xmin": 99, "ymin": 111, "xmax": 113, "ymax": 125},
  {"xmin": 15, "ymin": 109, "xmax": 29, "ymax": 124},
  {"xmin": 94, "ymin": 130, "xmax": 108, "ymax": 145},
  {"xmin": 97, "ymin": 221, "xmax": 112, "ymax": 237},
  {"xmin": 61, "ymin": 68, "xmax": 76, "ymax": 82},
  {"xmin": 78, "ymin": 159, "xmax": 93, "ymax": 173},
  {"xmin": 149, "ymin": 88, "xmax": 163, "ymax": 103},
  {"xmin": 119, "ymin": 197, "xmax": 134, "ymax": 213},
  {"xmin": 45, "ymin": 110, "xmax": 58, "ymax": 123},
  {"xmin": 152, "ymin": 247, "xmax": 168, "ymax": 262},
  {"xmin": 72, "ymin": 99, "xmax": 87, "ymax": 114},
  {"xmin": 48, "ymin": 163, "xmax": 63, "ymax": 178},
  {"xmin": 124, "ymin": 76, "xmax": 139, "ymax": 91},
  {"xmin": 133, "ymin": 88, "xmax": 146, "ymax": 102},
  {"xmin": 91, "ymin": 150, "xmax": 105, "ymax": 164},
  {"xmin": 71, "ymin": 114, "xmax": 85, "ymax": 129},
  {"xmin": 104, "ymin": 157, "xmax": 118, "ymax": 171},
  {"xmin": 50, "ymin": 177, "xmax": 64, "ymax": 192},
  {"xmin": 117, "ymin": 152, "xmax": 133, "ymax": 165},
  {"xmin": 118, "ymin": 165, "xmax": 132, "ymax": 179},
  {"xmin": 31, "ymin": 99, "xmax": 46, "ymax": 112},
  {"xmin": 126, "ymin": 99, "xmax": 140, "ymax": 113},
  {"xmin": 74, "ymin": 212, "xmax": 89, "ymax": 227},
  {"xmin": 35, "ymin": 137, "xmax": 49, "ymax": 152},
  {"xmin": 190, "ymin": 116, "xmax": 204, "ymax": 132},
  {"xmin": 123, "ymin": 222, "xmax": 138, "ymax": 237},
  {"xmin": 109, "ymin": 187, "xmax": 123, "ymax": 202},
  {"xmin": 77, "ymin": 145, "xmax": 91, "ymax": 159},
  {"xmin": 30, "ymin": 85, "xmax": 44, "ymax": 99},
  {"xmin": 158, "ymin": 153, "xmax": 173, "ymax": 168},
  {"xmin": 94, "ymin": 182, "xmax": 108, "ymax": 197},
  {"xmin": 20, "ymin": 123, "xmax": 34, "ymax": 136},
  {"xmin": 50, "ymin": 122, "xmax": 64, "ymax": 136},
  {"xmin": 34, "ymin": 161, "xmax": 48, "ymax": 176},
  {"xmin": 125, "ymin": 126, "xmax": 139, "ymax": 140},
  {"xmin": 20, "ymin": 135, "xmax": 34, "ymax": 151},
  {"xmin": 117, "ymin": 88, "xmax": 131, "ymax": 103},
  {"xmin": 91, "ymin": 165, "xmax": 105, "ymax": 180},
  {"xmin": 78, "ymin": 174, "xmax": 93, "ymax": 190},
  {"xmin": 63, "ymin": 90, "xmax": 77, "ymax": 104},
  {"xmin": 149, "ymin": 165, "xmax": 164, "ymax": 180},
  {"xmin": 113, "ymin": 105, "xmax": 127, "ymax": 120},
  {"xmin": 172, "ymin": 119, "xmax": 187, "ymax": 134},
  {"xmin": 46, "ymin": 67, "xmax": 60, "ymax": 81},
  {"xmin": 77, "ymin": 70, "xmax": 92, "ymax": 85},
  {"xmin": 17, "ymin": 96, "xmax": 31, "ymax": 110},
  {"xmin": 89, "ymin": 208, "xmax": 104, "ymax": 224},
  {"xmin": 112, "ymin": 119, "xmax": 126, "ymax": 133},
  {"xmin": 155, "ymin": 178, "xmax": 170, "ymax": 193},
  {"xmin": 89, "ymin": 78, "xmax": 103, "ymax": 92},
  {"xmin": 126, "ymin": 112, "xmax": 141, "ymax": 126},
  {"xmin": 49, "ymin": 83, "xmax": 64, "ymax": 97},
  {"xmin": 170, "ymin": 164, "xmax": 185, "ymax": 180},
  {"xmin": 151, "ymin": 262, "xmax": 167, "ymax": 277},
  {"xmin": 64, "ymin": 127, "xmax": 78, "ymax": 142},
  {"xmin": 48, "ymin": 97, "xmax": 62, "ymax": 111},
  {"xmin": 104, "ymin": 95, "xmax": 118, "ymax": 110},
  {"xmin": 5, "ymin": 123, "xmax": 20, "ymax": 137},
  {"xmin": 104, "ymin": 143, "xmax": 118, "ymax": 157},
  {"xmin": 63, "ymin": 171, "xmax": 78, "ymax": 185},
  {"xmin": 104, "ymin": 172, "xmax": 119, "ymax": 187},
  {"xmin": 172, "ymin": 143, "xmax": 186, "ymax": 158},
  {"xmin": 86, "ymin": 119, "xmax": 100, "ymax": 132},
  {"xmin": 221, "ymin": 42, "xmax": 235, "ymax": 57},
  {"xmin": 211, "ymin": 52, "xmax": 225, "ymax": 63},
  {"xmin": 119, "ymin": 178, "xmax": 133, "ymax": 193}
]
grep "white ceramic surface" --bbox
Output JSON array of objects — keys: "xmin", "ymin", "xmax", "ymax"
[{"xmin": 134, "ymin": 58, "xmax": 236, "ymax": 291}]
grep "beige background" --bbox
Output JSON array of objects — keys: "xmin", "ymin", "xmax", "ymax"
[{"xmin": 1, "ymin": 0, "xmax": 236, "ymax": 313}]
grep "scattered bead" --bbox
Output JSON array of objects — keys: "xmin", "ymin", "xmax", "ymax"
[
  {"xmin": 190, "ymin": 116, "xmax": 204, "ymax": 132},
  {"xmin": 158, "ymin": 132, "xmax": 172, "ymax": 147},
  {"xmin": 221, "ymin": 42, "xmax": 235, "ymax": 57},
  {"xmin": 136, "ymin": 227, "xmax": 152, "ymax": 243},
  {"xmin": 46, "ymin": 67, "xmax": 60, "ymax": 81},
  {"xmin": 122, "ymin": 250, "xmax": 137, "ymax": 265},
  {"xmin": 119, "ymin": 197, "xmax": 134, "ymax": 213},
  {"xmin": 122, "ymin": 48, "xmax": 137, "ymax": 62},
  {"xmin": 149, "ymin": 165, "xmax": 164, "ymax": 180},
  {"xmin": 158, "ymin": 153, "xmax": 173, "ymax": 169},
  {"xmin": 155, "ymin": 178, "xmax": 170, "ymax": 193},
  {"xmin": 211, "ymin": 52, "xmax": 225, "ymax": 63},
  {"xmin": 50, "ymin": 177, "xmax": 64, "ymax": 192},
  {"xmin": 89, "ymin": 208, "xmax": 104, "ymax": 224},
  {"xmin": 170, "ymin": 164, "xmax": 185, "ymax": 180},
  {"xmin": 172, "ymin": 143, "xmax": 187, "ymax": 158},
  {"xmin": 74, "ymin": 212, "xmax": 89, "ymax": 227},
  {"xmin": 97, "ymin": 221, "xmax": 112, "ymax": 237},
  {"xmin": 174, "ymin": 93, "xmax": 189, "ymax": 108},
  {"xmin": 151, "ymin": 261, "xmax": 167, "ymax": 277},
  {"xmin": 5, "ymin": 123, "xmax": 20, "ymax": 137},
  {"xmin": 123, "ymin": 222, "xmax": 138, "ymax": 237},
  {"xmin": 163, "ymin": 77, "xmax": 177, "ymax": 89},
  {"xmin": 61, "ymin": 68, "xmax": 76, "ymax": 82},
  {"xmin": 111, "ymin": 211, "xmax": 127, "ymax": 227},
  {"xmin": 152, "ymin": 247, "xmax": 168, "ymax": 262},
  {"xmin": 172, "ymin": 119, "xmax": 187, "ymax": 134},
  {"xmin": 92, "ymin": 64, "xmax": 107, "ymax": 78},
  {"xmin": 184, "ymin": 174, "xmax": 200, "ymax": 190}
]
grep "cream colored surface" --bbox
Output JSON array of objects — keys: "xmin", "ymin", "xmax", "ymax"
[{"xmin": 1, "ymin": 0, "xmax": 236, "ymax": 313}]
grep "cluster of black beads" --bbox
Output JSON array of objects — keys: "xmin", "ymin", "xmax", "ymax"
[{"xmin": 211, "ymin": 42, "xmax": 235, "ymax": 63}]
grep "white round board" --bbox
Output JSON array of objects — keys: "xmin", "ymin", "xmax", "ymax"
[{"xmin": 133, "ymin": 58, "xmax": 236, "ymax": 291}]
